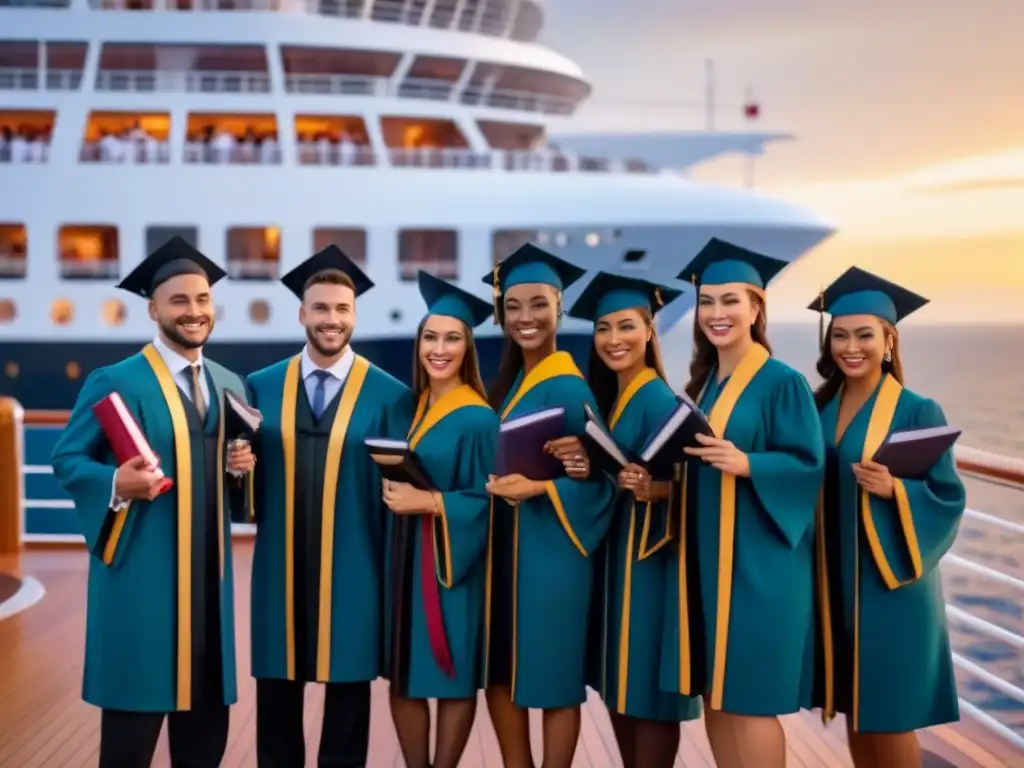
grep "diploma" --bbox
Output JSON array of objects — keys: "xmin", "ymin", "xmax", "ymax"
[{"xmin": 91, "ymin": 392, "xmax": 174, "ymax": 496}]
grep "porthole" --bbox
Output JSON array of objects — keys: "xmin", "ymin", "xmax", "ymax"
[
  {"xmin": 249, "ymin": 299, "xmax": 270, "ymax": 324},
  {"xmin": 0, "ymin": 299, "xmax": 15, "ymax": 323},
  {"xmin": 553, "ymin": 232, "xmax": 569, "ymax": 247},
  {"xmin": 585, "ymin": 232, "xmax": 601, "ymax": 247},
  {"xmin": 4, "ymin": 362, "xmax": 18, "ymax": 378},
  {"xmin": 389, "ymin": 309, "xmax": 402, "ymax": 323},
  {"xmin": 51, "ymin": 298, "xmax": 74, "ymax": 326},
  {"xmin": 66, "ymin": 361, "xmax": 81, "ymax": 380},
  {"xmin": 102, "ymin": 299, "xmax": 126, "ymax": 326}
]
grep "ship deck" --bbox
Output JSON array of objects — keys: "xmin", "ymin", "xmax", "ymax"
[{"xmin": 1, "ymin": 542, "xmax": 1020, "ymax": 768}]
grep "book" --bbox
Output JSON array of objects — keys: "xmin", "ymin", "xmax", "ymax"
[
  {"xmin": 639, "ymin": 395, "xmax": 715, "ymax": 480},
  {"xmin": 580, "ymin": 403, "xmax": 631, "ymax": 477},
  {"xmin": 91, "ymin": 392, "xmax": 174, "ymax": 496},
  {"xmin": 495, "ymin": 406, "xmax": 567, "ymax": 481},
  {"xmin": 224, "ymin": 388, "xmax": 263, "ymax": 441},
  {"xmin": 871, "ymin": 425, "xmax": 961, "ymax": 479},
  {"xmin": 363, "ymin": 438, "xmax": 436, "ymax": 491}
]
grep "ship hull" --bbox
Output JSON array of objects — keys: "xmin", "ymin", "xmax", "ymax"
[{"xmin": 2, "ymin": 333, "xmax": 597, "ymax": 411}]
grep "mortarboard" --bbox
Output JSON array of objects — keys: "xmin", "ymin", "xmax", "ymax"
[
  {"xmin": 481, "ymin": 243, "xmax": 586, "ymax": 324},
  {"xmin": 567, "ymin": 271, "xmax": 683, "ymax": 323},
  {"xmin": 418, "ymin": 270, "xmax": 494, "ymax": 329},
  {"xmin": 116, "ymin": 235, "xmax": 226, "ymax": 298},
  {"xmin": 280, "ymin": 244, "xmax": 374, "ymax": 301},
  {"xmin": 676, "ymin": 237, "xmax": 787, "ymax": 291},
  {"xmin": 809, "ymin": 265, "xmax": 928, "ymax": 344}
]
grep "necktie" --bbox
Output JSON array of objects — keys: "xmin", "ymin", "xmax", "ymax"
[
  {"xmin": 191, "ymin": 363, "xmax": 207, "ymax": 421},
  {"xmin": 311, "ymin": 370, "xmax": 331, "ymax": 419}
]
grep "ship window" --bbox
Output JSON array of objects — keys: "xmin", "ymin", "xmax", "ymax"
[
  {"xmin": 81, "ymin": 111, "xmax": 170, "ymax": 164},
  {"xmin": 227, "ymin": 226, "xmax": 280, "ymax": 280},
  {"xmin": 381, "ymin": 117, "xmax": 469, "ymax": 168},
  {"xmin": 4, "ymin": 361, "xmax": 17, "ymax": 378},
  {"xmin": 249, "ymin": 299, "xmax": 270, "ymax": 324},
  {"xmin": 492, "ymin": 229, "xmax": 538, "ymax": 267},
  {"xmin": 427, "ymin": 0, "xmax": 458, "ymax": 27},
  {"xmin": 398, "ymin": 229, "xmax": 458, "ymax": 282},
  {"xmin": 146, "ymin": 225, "xmax": 198, "ymax": 256},
  {"xmin": 0, "ymin": 299, "xmax": 15, "ymax": 324},
  {"xmin": 312, "ymin": 228, "xmax": 367, "ymax": 267},
  {"xmin": 185, "ymin": 113, "xmax": 280, "ymax": 165},
  {"xmin": 477, "ymin": 121, "xmax": 544, "ymax": 151},
  {"xmin": 58, "ymin": 225, "xmax": 120, "ymax": 280},
  {"xmin": 295, "ymin": 115, "xmax": 374, "ymax": 166},
  {"xmin": 103, "ymin": 298, "xmax": 127, "ymax": 326},
  {"xmin": 51, "ymin": 298, "xmax": 74, "ymax": 326},
  {"xmin": 0, "ymin": 109, "xmax": 55, "ymax": 164},
  {"xmin": 0, "ymin": 224, "xmax": 27, "ymax": 279}
]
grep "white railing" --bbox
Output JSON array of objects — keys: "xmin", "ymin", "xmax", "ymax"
[
  {"xmin": 226, "ymin": 260, "xmax": 279, "ymax": 280},
  {"xmin": 182, "ymin": 142, "xmax": 282, "ymax": 164},
  {"xmin": 461, "ymin": 85, "xmax": 577, "ymax": 115},
  {"xmin": 0, "ymin": 67, "xmax": 82, "ymax": 91},
  {"xmin": 284, "ymin": 73, "xmax": 386, "ymax": 96},
  {"xmin": 58, "ymin": 260, "xmax": 121, "ymax": 280},
  {"xmin": 296, "ymin": 141, "xmax": 376, "ymax": 166},
  {"xmin": 95, "ymin": 69, "xmax": 271, "ymax": 93},
  {"xmin": 79, "ymin": 141, "xmax": 171, "ymax": 164}
]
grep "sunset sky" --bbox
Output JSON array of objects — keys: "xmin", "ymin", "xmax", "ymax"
[{"xmin": 538, "ymin": 0, "xmax": 1024, "ymax": 324}]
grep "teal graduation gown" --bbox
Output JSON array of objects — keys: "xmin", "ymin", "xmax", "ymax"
[
  {"xmin": 814, "ymin": 374, "xmax": 964, "ymax": 733},
  {"xmin": 660, "ymin": 343, "xmax": 825, "ymax": 715},
  {"xmin": 50, "ymin": 343, "xmax": 250, "ymax": 712},
  {"xmin": 589, "ymin": 368, "xmax": 702, "ymax": 723},
  {"xmin": 485, "ymin": 350, "xmax": 616, "ymax": 709},
  {"xmin": 384, "ymin": 384, "xmax": 497, "ymax": 700},
  {"xmin": 246, "ymin": 354, "xmax": 413, "ymax": 683}
]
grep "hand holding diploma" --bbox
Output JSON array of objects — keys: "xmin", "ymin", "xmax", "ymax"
[
  {"xmin": 852, "ymin": 460, "xmax": 895, "ymax": 499},
  {"xmin": 684, "ymin": 433, "xmax": 750, "ymax": 477},
  {"xmin": 486, "ymin": 473, "xmax": 545, "ymax": 504},
  {"xmin": 114, "ymin": 455, "xmax": 169, "ymax": 502},
  {"xmin": 545, "ymin": 436, "xmax": 590, "ymax": 479}
]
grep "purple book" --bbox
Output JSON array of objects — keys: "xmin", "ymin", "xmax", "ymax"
[
  {"xmin": 495, "ymin": 406, "xmax": 567, "ymax": 481},
  {"xmin": 871, "ymin": 425, "xmax": 961, "ymax": 479}
]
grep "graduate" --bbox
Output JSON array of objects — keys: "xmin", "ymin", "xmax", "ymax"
[
  {"xmin": 245, "ymin": 245, "xmax": 414, "ymax": 768},
  {"xmin": 381, "ymin": 270, "xmax": 498, "ymax": 768},
  {"xmin": 660, "ymin": 238, "xmax": 825, "ymax": 768},
  {"xmin": 49, "ymin": 236, "xmax": 256, "ymax": 768},
  {"xmin": 481, "ymin": 244, "xmax": 616, "ymax": 768},
  {"xmin": 809, "ymin": 267, "xmax": 965, "ymax": 767},
  {"xmin": 559, "ymin": 271, "xmax": 703, "ymax": 768}
]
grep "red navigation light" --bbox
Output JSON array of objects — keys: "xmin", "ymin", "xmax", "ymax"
[{"xmin": 744, "ymin": 102, "xmax": 760, "ymax": 120}]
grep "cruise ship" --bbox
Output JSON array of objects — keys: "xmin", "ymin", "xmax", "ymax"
[{"xmin": 0, "ymin": 0, "xmax": 835, "ymax": 410}]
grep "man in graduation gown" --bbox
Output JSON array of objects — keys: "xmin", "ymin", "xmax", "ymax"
[
  {"xmin": 246, "ymin": 245, "xmax": 414, "ymax": 768},
  {"xmin": 50, "ymin": 236, "xmax": 256, "ymax": 768}
]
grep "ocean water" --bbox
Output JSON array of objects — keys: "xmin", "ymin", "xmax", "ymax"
[{"xmin": 659, "ymin": 322, "xmax": 1024, "ymax": 739}]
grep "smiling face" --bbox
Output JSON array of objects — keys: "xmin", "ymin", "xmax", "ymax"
[
  {"xmin": 502, "ymin": 283, "xmax": 559, "ymax": 352},
  {"xmin": 696, "ymin": 282, "xmax": 760, "ymax": 349},
  {"xmin": 418, "ymin": 314, "xmax": 467, "ymax": 385},
  {"xmin": 148, "ymin": 273, "xmax": 214, "ymax": 350},
  {"xmin": 300, "ymin": 280, "xmax": 355, "ymax": 357},
  {"xmin": 830, "ymin": 314, "xmax": 892, "ymax": 379},
  {"xmin": 594, "ymin": 308, "xmax": 649, "ymax": 373}
]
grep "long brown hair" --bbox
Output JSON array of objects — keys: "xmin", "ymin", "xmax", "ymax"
[
  {"xmin": 812, "ymin": 318, "xmax": 905, "ymax": 409},
  {"xmin": 588, "ymin": 307, "xmax": 668, "ymax": 420},
  {"xmin": 411, "ymin": 315, "xmax": 487, "ymax": 403},
  {"xmin": 684, "ymin": 288, "xmax": 772, "ymax": 400}
]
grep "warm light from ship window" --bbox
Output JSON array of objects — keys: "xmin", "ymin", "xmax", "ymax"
[
  {"xmin": 51, "ymin": 299, "xmax": 74, "ymax": 326},
  {"xmin": 402, "ymin": 125, "xmax": 425, "ymax": 148},
  {"xmin": 66, "ymin": 361, "xmax": 81, "ymax": 380},
  {"xmin": 585, "ymin": 233, "xmax": 600, "ymax": 247},
  {"xmin": 0, "ymin": 299, "xmax": 15, "ymax": 323},
  {"xmin": 4, "ymin": 362, "xmax": 17, "ymax": 378},
  {"xmin": 264, "ymin": 227, "xmax": 280, "ymax": 250},
  {"xmin": 102, "ymin": 299, "xmax": 126, "ymax": 326},
  {"xmin": 249, "ymin": 299, "xmax": 270, "ymax": 324}
]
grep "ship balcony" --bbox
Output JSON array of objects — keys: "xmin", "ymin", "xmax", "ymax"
[
  {"xmin": 95, "ymin": 69, "xmax": 271, "ymax": 93},
  {"xmin": 0, "ymin": 67, "xmax": 83, "ymax": 91}
]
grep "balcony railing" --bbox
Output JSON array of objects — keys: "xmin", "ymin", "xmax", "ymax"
[
  {"xmin": 226, "ymin": 260, "xmax": 279, "ymax": 280},
  {"xmin": 59, "ymin": 260, "xmax": 121, "ymax": 280},
  {"xmin": 284, "ymin": 73, "xmax": 386, "ymax": 97},
  {"xmin": 0, "ymin": 256, "xmax": 26, "ymax": 278},
  {"xmin": 183, "ymin": 142, "xmax": 282, "ymax": 165},
  {"xmin": 0, "ymin": 67, "xmax": 83, "ymax": 91},
  {"xmin": 297, "ymin": 141, "xmax": 375, "ymax": 166},
  {"xmin": 95, "ymin": 69, "xmax": 271, "ymax": 93},
  {"xmin": 79, "ymin": 141, "xmax": 172, "ymax": 164}
]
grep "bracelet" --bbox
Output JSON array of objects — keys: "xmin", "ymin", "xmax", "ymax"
[{"xmin": 431, "ymin": 492, "xmax": 441, "ymax": 516}]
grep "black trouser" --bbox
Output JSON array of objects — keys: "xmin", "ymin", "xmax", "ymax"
[
  {"xmin": 98, "ymin": 701, "xmax": 229, "ymax": 768},
  {"xmin": 256, "ymin": 678, "xmax": 372, "ymax": 768}
]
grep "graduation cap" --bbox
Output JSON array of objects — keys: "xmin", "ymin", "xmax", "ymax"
[
  {"xmin": 675, "ymin": 237, "xmax": 787, "ymax": 291},
  {"xmin": 280, "ymin": 244, "xmax": 374, "ymax": 301},
  {"xmin": 809, "ymin": 266, "xmax": 929, "ymax": 344},
  {"xmin": 418, "ymin": 270, "xmax": 493, "ymax": 329},
  {"xmin": 117, "ymin": 236, "xmax": 226, "ymax": 298},
  {"xmin": 567, "ymin": 271, "xmax": 683, "ymax": 323},
  {"xmin": 481, "ymin": 243, "xmax": 586, "ymax": 324}
]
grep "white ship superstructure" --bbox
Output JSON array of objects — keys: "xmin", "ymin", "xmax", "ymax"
[{"xmin": 0, "ymin": 0, "xmax": 835, "ymax": 408}]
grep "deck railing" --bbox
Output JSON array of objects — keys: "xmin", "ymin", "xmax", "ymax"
[{"xmin": 1, "ymin": 402, "xmax": 1022, "ymax": 751}]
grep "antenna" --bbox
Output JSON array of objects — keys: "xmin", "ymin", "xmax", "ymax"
[{"xmin": 704, "ymin": 59, "xmax": 715, "ymax": 131}]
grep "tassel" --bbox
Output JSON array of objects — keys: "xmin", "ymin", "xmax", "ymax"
[
  {"xmin": 492, "ymin": 263, "xmax": 502, "ymax": 325},
  {"xmin": 654, "ymin": 287, "xmax": 664, "ymax": 307},
  {"xmin": 818, "ymin": 287, "xmax": 825, "ymax": 349}
]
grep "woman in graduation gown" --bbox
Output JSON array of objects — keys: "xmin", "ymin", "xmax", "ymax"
[
  {"xmin": 809, "ymin": 267, "xmax": 965, "ymax": 767},
  {"xmin": 380, "ymin": 270, "xmax": 499, "ymax": 768},
  {"xmin": 559, "ymin": 271, "xmax": 703, "ymax": 767},
  {"xmin": 660, "ymin": 238, "xmax": 825, "ymax": 768},
  {"xmin": 482, "ymin": 244, "xmax": 616, "ymax": 768}
]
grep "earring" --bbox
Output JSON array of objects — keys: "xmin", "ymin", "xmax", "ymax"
[{"xmin": 883, "ymin": 350, "xmax": 892, "ymax": 363}]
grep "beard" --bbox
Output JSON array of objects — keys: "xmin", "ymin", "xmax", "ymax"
[
  {"xmin": 306, "ymin": 323, "xmax": 352, "ymax": 358},
  {"xmin": 159, "ymin": 314, "xmax": 213, "ymax": 350}
]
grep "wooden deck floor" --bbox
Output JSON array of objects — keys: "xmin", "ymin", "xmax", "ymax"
[{"xmin": 1, "ymin": 541, "xmax": 1021, "ymax": 768}]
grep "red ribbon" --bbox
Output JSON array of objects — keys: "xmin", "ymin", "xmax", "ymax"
[{"xmin": 420, "ymin": 512, "xmax": 454, "ymax": 677}]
